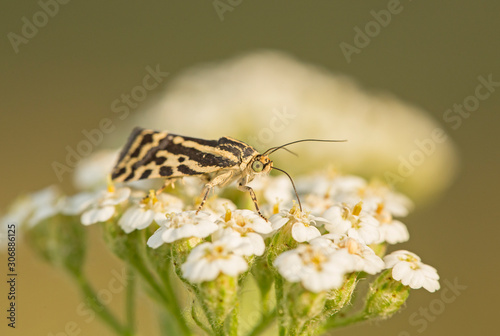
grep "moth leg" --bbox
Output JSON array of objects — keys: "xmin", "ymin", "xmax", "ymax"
[
  {"xmin": 196, "ymin": 171, "xmax": 234, "ymax": 214},
  {"xmin": 155, "ymin": 178, "xmax": 178, "ymax": 196},
  {"xmin": 237, "ymin": 182, "xmax": 267, "ymax": 220}
]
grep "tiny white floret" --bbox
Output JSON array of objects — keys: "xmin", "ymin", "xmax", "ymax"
[
  {"xmin": 384, "ymin": 250, "xmax": 440, "ymax": 292},
  {"xmin": 270, "ymin": 205, "xmax": 328, "ymax": 243},
  {"xmin": 181, "ymin": 235, "xmax": 251, "ymax": 283},
  {"xmin": 273, "ymin": 243, "xmax": 346, "ymax": 292}
]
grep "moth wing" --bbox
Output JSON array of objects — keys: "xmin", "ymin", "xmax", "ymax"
[{"xmin": 111, "ymin": 127, "xmax": 246, "ymax": 183}]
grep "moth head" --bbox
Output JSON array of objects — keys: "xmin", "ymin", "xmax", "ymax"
[{"xmin": 251, "ymin": 155, "xmax": 273, "ymax": 174}]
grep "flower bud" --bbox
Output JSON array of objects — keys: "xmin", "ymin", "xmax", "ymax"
[
  {"xmin": 198, "ymin": 274, "xmax": 238, "ymax": 332},
  {"xmin": 325, "ymin": 272, "xmax": 358, "ymax": 314},
  {"xmin": 102, "ymin": 218, "xmax": 138, "ymax": 261},
  {"xmin": 26, "ymin": 215, "xmax": 86, "ymax": 276},
  {"xmin": 364, "ymin": 269, "xmax": 410, "ymax": 319},
  {"xmin": 285, "ymin": 282, "xmax": 327, "ymax": 332}
]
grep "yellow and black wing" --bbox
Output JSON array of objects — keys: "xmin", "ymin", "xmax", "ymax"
[{"xmin": 111, "ymin": 127, "xmax": 257, "ymax": 183}]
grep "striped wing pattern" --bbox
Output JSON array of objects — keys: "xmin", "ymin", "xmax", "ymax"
[{"xmin": 111, "ymin": 127, "xmax": 257, "ymax": 183}]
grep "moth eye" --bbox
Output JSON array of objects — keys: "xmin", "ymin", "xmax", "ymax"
[{"xmin": 252, "ymin": 161, "xmax": 264, "ymax": 172}]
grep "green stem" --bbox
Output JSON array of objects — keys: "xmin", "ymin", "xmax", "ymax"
[
  {"xmin": 125, "ymin": 266, "xmax": 136, "ymax": 334},
  {"xmin": 157, "ymin": 265, "xmax": 193, "ymax": 336},
  {"xmin": 274, "ymin": 276, "xmax": 287, "ymax": 336},
  {"xmin": 172, "ymin": 262, "xmax": 219, "ymax": 335},
  {"xmin": 261, "ymin": 286, "xmax": 273, "ymax": 316},
  {"xmin": 228, "ymin": 300, "xmax": 239, "ymax": 336},
  {"xmin": 195, "ymin": 287, "xmax": 225, "ymax": 336},
  {"xmin": 246, "ymin": 309, "xmax": 276, "ymax": 336},
  {"xmin": 130, "ymin": 240, "xmax": 192, "ymax": 336},
  {"xmin": 191, "ymin": 303, "xmax": 213, "ymax": 335},
  {"xmin": 74, "ymin": 272, "xmax": 132, "ymax": 336},
  {"xmin": 321, "ymin": 311, "xmax": 367, "ymax": 331}
]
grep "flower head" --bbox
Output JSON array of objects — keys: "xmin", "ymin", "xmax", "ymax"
[
  {"xmin": 26, "ymin": 186, "xmax": 65, "ymax": 227},
  {"xmin": 118, "ymin": 191, "xmax": 183, "ymax": 233},
  {"xmin": 384, "ymin": 250, "xmax": 440, "ymax": 292},
  {"xmin": 273, "ymin": 243, "xmax": 345, "ymax": 292},
  {"xmin": 1, "ymin": 186, "xmax": 64, "ymax": 229},
  {"xmin": 337, "ymin": 181, "xmax": 413, "ymax": 217},
  {"xmin": 0, "ymin": 186, "xmax": 65, "ymax": 248},
  {"xmin": 314, "ymin": 234, "xmax": 384, "ymax": 274},
  {"xmin": 181, "ymin": 234, "xmax": 252, "ymax": 283},
  {"xmin": 201, "ymin": 197, "xmax": 237, "ymax": 217},
  {"xmin": 249, "ymin": 175, "xmax": 293, "ymax": 205},
  {"xmin": 214, "ymin": 209, "xmax": 273, "ymax": 256},
  {"xmin": 66, "ymin": 186, "xmax": 131, "ymax": 225},
  {"xmin": 323, "ymin": 202, "xmax": 380, "ymax": 245},
  {"xmin": 147, "ymin": 211, "xmax": 218, "ymax": 248},
  {"xmin": 373, "ymin": 203, "xmax": 409, "ymax": 244},
  {"xmin": 270, "ymin": 204, "xmax": 328, "ymax": 243},
  {"xmin": 217, "ymin": 209, "xmax": 273, "ymax": 235}
]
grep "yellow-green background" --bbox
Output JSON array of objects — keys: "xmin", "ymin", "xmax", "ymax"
[{"xmin": 1, "ymin": 1, "xmax": 499, "ymax": 335}]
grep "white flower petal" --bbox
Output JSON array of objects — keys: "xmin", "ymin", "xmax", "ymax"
[
  {"xmin": 81, "ymin": 206, "xmax": 115, "ymax": 225},
  {"xmin": 291, "ymin": 223, "xmax": 321, "ymax": 242},
  {"xmin": 147, "ymin": 227, "xmax": 168, "ymax": 248},
  {"xmin": 379, "ymin": 219, "xmax": 410, "ymax": 244},
  {"xmin": 119, "ymin": 207, "xmax": 155, "ymax": 233},
  {"xmin": 323, "ymin": 206, "xmax": 351, "ymax": 234},
  {"xmin": 245, "ymin": 232, "xmax": 266, "ymax": 256},
  {"xmin": 182, "ymin": 258, "xmax": 220, "ymax": 283},
  {"xmin": 273, "ymin": 251, "xmax": 304, "ymax": 282},
  {"xmin": 216, "ymin": 255, "xmax": 248, "ymax": 276},
  {"xmin": 269, "ymin": 215, "xmax": 289, "ymax": 230},
  {"xmin": 62, "ymin": 192, "xmax": 96, "ymax": 215},
  {"xmin": 391, "ymin": 262, "xmax": 413, "ymax": 282},
  {"xmin": 302, "ymin": 270, "xmax": 344, "ymax": 293},
  {"xmin": 423, "ymin": 278, "xmax": 441, "ymax": 293}
]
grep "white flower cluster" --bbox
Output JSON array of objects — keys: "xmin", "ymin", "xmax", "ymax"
[{"xmin": 0, "ymin": 151, "xmax": 439, "ymax": 294}]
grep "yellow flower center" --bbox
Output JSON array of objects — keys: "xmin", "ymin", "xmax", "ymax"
[
  {"xmin": 205, "ymin": 245, "xmax": 230, "ymax": 261},
  {"xmin": 141, "ymin": 190, "xmax": 158, "ymax": 206},
  {"xmin": 106, "ymin": 175, "xmax": 115, "ymax": 193},
  {"xmin": 225, "ymin": 209, "xmax": 232, "ymax": 222},
  {"xmin": 273, "ymin": 202, "xmax": 280, "ymax": 214},
  {"xmin": 346, "ymin": 238, "xmax": 360, "ymax": 255},
  {"xmin": 352, "ymin": 201, "xmax": 363, "ymax": 216}
]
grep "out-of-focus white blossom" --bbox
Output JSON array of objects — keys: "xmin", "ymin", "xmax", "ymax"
[
  {"xmin": 27, "ymin": 186, "xmax": 65, "ymax": 227},
  {"xmin": 63, "ymin": 186, "xmax": 130, "ymax": 226},
  {"xmin": 249, "ymin": 175, "xmax": 293, "ymax": 205},
  {"xmin": 201, "ymin": 197, "xmax": 237, "ymax": 217},
  {"xmin": 0, "ymin": 186, "xmax": 65, "ymax": 246},
  {"xmin": 336, "ymin": 181, "xmax": 414, "ymax": 217},
  {"xmin": 124, "ymin": 51, "xmax": 458, "ymax": 203},
  {"xmin": 73, "ymin": 150, "xmax": 119, "ymax": 191}
]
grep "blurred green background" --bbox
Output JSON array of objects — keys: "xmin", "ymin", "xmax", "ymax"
[{"xmin": 1, "ymin": 1, "xmax": 499, "ymax": 335}]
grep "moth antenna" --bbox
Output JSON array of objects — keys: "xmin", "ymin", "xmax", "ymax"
[
  {"xmin": 264, "ymin": 139, "xmax": 347, "ymax": 156},
  {"xmin": 272, "ymin": 166, "xmax": 302, "ymax": 212},
  {"xmin": 281, "ymin": 147, "xmax": 298, "ymax": 157}
]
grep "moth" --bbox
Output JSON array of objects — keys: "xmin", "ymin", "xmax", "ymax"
[{"xmin": 111, "ymin": 127, "xmax": 344, "ymax": 218}]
